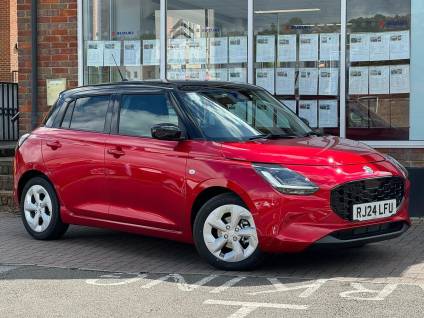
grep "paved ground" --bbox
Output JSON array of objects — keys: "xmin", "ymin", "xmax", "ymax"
[{"xmin": 1, "ymin": 213, "xmax": 424, "ymax": 317}]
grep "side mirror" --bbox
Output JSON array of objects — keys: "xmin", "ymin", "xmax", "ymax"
[
  {"xmin": 151, "ymin": 123, "xmax": 184, "ymax": 141},
  {"xmin": 300, "ymin": 117, "xmax": 310, "ymax": 126}
]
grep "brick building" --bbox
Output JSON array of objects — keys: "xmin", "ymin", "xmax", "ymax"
[
  {"xmin": 14, "ymin": 0, "xmax": 424, "ymax": 215},
  {"xmin": 0, "ymin": 0, "xmax": 18, "ymax": 82}
]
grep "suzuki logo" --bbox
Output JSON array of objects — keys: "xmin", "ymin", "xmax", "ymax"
[{"xmin": 363, "ymin": 166, "xmax": 374, "ymax": 174}]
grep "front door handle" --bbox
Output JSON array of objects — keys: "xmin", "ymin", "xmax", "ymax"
[
  {"xmin": 46, "ymin": 140, "xmax": 61, "ymax": 149},
  {"xmin": 107, "ymin": 148, "xmax": 125, "ymax": 158}
]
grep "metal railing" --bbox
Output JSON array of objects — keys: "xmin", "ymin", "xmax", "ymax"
[{"xmin": 0, "ymin": 82, "xmax": 19, "ymax": 141}]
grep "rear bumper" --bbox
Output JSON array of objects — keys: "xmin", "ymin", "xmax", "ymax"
[{"xmin": 311, "ymin": 221, "xmax": 410, "ymax": 249}]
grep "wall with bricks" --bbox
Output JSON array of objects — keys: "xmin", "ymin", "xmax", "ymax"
[
  {"xmin": 10, "ymin": 0, "xmax": 18, "ymax": 82},
  {"xmin": 0, "ymin": 0, "xmax": 18, "ymax": 82},
  {"xmin": 17, "ymin": 0, "xmax": 78, "ymax": 133}
]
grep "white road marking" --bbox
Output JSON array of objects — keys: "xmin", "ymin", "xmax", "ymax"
[
  {"xmin": 86, "ymin": 273, "xmax": 147, "ymax": 286},
  {"xmin": 210, "ymin": 276, "xmax": 246, "ymax": 294},
  {"xmin": 249, "ymin": 278, "xmax": 328, "ymax": 298},
  {"xmin": 203, "ymin": 299, "xmax": 308, "ymax": 318},
  {"xmin": 340, "ymin": 283, "xmax": 398, "ymax": 301},
  {"xmin": 0, "ymin": 266, "xmax": 17, "ymax": 274},
  {"xmin": 141, "ymin": 274, "xmax": 218, "ymax": 291}
]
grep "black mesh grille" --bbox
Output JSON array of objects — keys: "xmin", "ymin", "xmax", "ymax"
[{"xmin": 330, "ymin": 177, "xmax": 405, "ymax": 221}]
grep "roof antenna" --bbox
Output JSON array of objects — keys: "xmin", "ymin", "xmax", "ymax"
[{"xmin": 112, "ymin": 54, "xmax": 128, "ymax": 82}]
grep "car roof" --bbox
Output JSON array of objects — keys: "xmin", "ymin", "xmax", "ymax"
[{"xmin": 60, "ymin": 80, "xmax": 260, "ymax": 99}]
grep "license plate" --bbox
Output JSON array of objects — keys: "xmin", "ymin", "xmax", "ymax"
[{"xmin": 353, "ymin": 199, "xmax": 397, "ymax": 221}]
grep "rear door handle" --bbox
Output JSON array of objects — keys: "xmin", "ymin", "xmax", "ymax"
[
  {"xmin": 107, "ymin": 148, "xmax": 125, "ymax": 158},
  {"xmin": 46, "ymin": 140, "xmax": 61, "ymax": 149}
]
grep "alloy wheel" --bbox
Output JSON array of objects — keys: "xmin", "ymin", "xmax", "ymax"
[{"xmin": 23, "ymin": 185, "xmax": 53, "ymax": 233}]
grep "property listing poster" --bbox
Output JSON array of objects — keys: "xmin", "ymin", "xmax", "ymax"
[
  {"xmin": 299, "ymin": 34, "xmax": 318, "ymax": 61},
  {"xmin": 187, "ymin": 38, "xmax": 206, "ymax": 64},
  {"xmin": 185, "ymin": 68, "xmax": 206, "ymax": 81},
  {"xmin": 209, "ymin": 37, "xmax": 228, "ymax": 64},
  {"xmin": 229, "ymin": 36, "xmax": 247, "ymax": 63},
  {"xmin": 349, "ymin": 33, "xmax": 370, "ymax": 62},
  {"xmin": 168, "ymin": 39, "xmax": 186, "ymax": 65},
  {"xmin": 142, "ymin": 39, "xmax": 160, "ymax": 65},
  {"xmin": 123, "ymin": 41, "xmax": 141, "ymax": 66},
  {"xmin": 369, "ymin": 66, "xmax": 390, "ymax": 94},
  {"xmin": 390, "ymin": 64, "xmax": 410, "ymax": 94},
  {"xmin": 319, "ymin": 68, "xmax": 339, "ymax": 96},
  {"xmin": 349, "ymin": 67, "xmax": 369, "ymax": 95},
  {"xmin": 319, "ymin": 100, "xmax": 338, "ymax": 128},
  {"xmin": 167, "ymin": 69, "xmax": 186, "ymax": 80},
  {"xmin": 369, "ymin": 32, "xmax": 390, "ymax": 61},
  {"xmin": 256, "ymin": 35, "xmax": 275, "ymax": 63},
  {"xmin": 256, "ymin": 68, "xmax": 275, "ymax": 94},
  {"xmin": 208, "ymin": 68, "xmax": 228, "ymax": 81},
  {"xmin": 275, "ymin": 68, "xmax": 295, "ymax": 95},
  {"xmin": 299, "ymin": 68, "xmax": 318, "ymax": 95},
  {"xmin": 389, "ymin": 31, "xmax": 410, "ymax": 60},
  {"xmin": 228, "ymin": 68, "xmax": 247, "ymax": 83},
  {"xmin": 278, "ymin": 34, "xmax": 297, "ymax": 62},
  {"xmin": 279, "ymin": 100, "xmax": 297, "ymax": 113},
  {"xmin": 299, "ymin": 100, "xmax": 318, "ymax": 128},
  {"xmin": 87, "ymin": 41, "xmax": 104, "ymax": 66},
  {"xmin": 103, "ymin": 41, "xmax": 121, "ymax": 66},
  {"xmin": 320, "ymin": 33, "xmax": 340, "ymax": 61}
]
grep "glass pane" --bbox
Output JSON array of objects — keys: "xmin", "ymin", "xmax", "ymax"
[
  {"xmin": 83, "ymin": 0, "xmax": 160, "ymax": 84},
  {"xmin": 70, "ymin": 96, "xmax": 110, "ymax": 132},
  {"xmin": 254, "ymin": 0, "xmax": 341, "ymax": 136},
  {"xmin": 119, "ymin": 94, "xmax": 179, "ymax": 137},
  {"xmin": 166, "ymin": 0, "xmax": 248, "ymax": 82},
  {"xmin": 346, "ymin": 0, "xmax": 411, "ymax": 140}
]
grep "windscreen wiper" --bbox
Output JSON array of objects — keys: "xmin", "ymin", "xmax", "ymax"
[{"xmin": 249, "ymin": 133, "xmax": 297, "ymax": 140}]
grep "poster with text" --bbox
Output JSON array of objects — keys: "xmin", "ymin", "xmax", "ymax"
[
  {"xmin": 279, "ymin": 100, "xmax": 297, "ymax": 113},
  {"xmin": 209, "ymin": 37, "xmax": 228, "ymax": 64},
  {"xmin": 123, "ymin": 41, "xmax": 141, "ymax": 66},
  {"xmin": 186, "ymin": 68, "xmax": 206, "ymax": 81},
  {"xmin": 369, "ymin": 66, "xmax": 390, "ymax": 94},
  {"xmin": 320, "ymin": 33, "xmax": 340, "ymax": 61},
  {"xmin": 229, "ymin": 36, "xmax": 247, "ymax": 63},
  {"xmin": 349, "ymin": 67, "xmax": 369, "ymax": 95},
  {"xmin": 208, "ymin": 68, "xmax": 228, "ymax": 81},
  {"xmin": 167, "ymin": 69, "xmax": 185, "ymax": 80},
  {"xmin": 167, "ymin": 39, "xmax": 186, "ymax": 65},
  {"xmin": 275, "ymin": 68, "xmax": 295, "ymax": 95},
  {"xmin": 103, "ymin": 41, "xmax": 121, "ymax": 66},
  {"xmin": 256, "ymin": 68, "xmax": 275, "ymax": 94},
  {"xmin": 228, "ymin": 68, "xmax": 247, "ymax": 83},
  {"xmin": 142, "ymin": 39, "xmax": 160, "ymax": 65},
  {"xmin": 278, "ymin": 34, "xmax": 297, "ymax": 62},
  {"xmin": 319, "ymin": 68, "xmax": 339, "ymax": 96},
  {"xmin": 187, "ymin": 38, "xmax": 206, "ymax": 64},
  {"xmin": 389, "ymin": 31, "xmax": 410, "ymax": 60},
  {"xmin": 350, "ymin": 33, "xmax": 370, "ymax": 62},
  {"xmin": 299, "ymin": 34, "xmax": 318, "ymax": 61},
  {"xmin": 299, "ymin": 100, "xmax": 318, "ymax": 128},
  {"xmin": 299, "ymin": 68, "xmax": 318, "ymax": 95},
  {"xmin": 256, "ymin": 35, "xmax": 275, "ymax": 63},
  {"xmin": 390, "ymin": 65, "xmax": 410, "ymax": 94},
  {"xmin": 319, "ymin": 100, "xmax": 338, "ymax": 128},
  {"xmin": 369, "ymin": 32, "xmax": 390, "ymax": 61},
  {"xmin": 87, "ymin": 41, "xmax": 104, "ymax": 67}
]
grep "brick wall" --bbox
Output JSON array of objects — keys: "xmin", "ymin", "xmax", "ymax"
[
  {"xmin": 10, "ymin": 0, "xmax": 18, "ymax": 81},
  {"xmin": 17, "ymin": 0, "xmax": 78, "ymax": 133},
  {"xmin": 0, "ymin": 1, "xmax": 12, "ymax": 82}
]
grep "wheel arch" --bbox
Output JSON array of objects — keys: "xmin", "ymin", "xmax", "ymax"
[{"xmin": 17, "ymin": 170, "xmax": 52, "ymax": 203}]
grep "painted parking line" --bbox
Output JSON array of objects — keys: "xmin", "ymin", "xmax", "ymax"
[{"xmin": 203, "ymin": 299, "xmax": 308, "ymax": 318}]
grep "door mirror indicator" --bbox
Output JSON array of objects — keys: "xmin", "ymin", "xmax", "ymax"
[{"xmin": 151, "ymin": 123, "xmax": 185, "ymax": 141}]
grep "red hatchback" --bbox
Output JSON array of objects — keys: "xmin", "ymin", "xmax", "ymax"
[{"xmin": 14, "ymin": 81, "xmax": 410, "ymax": 270}]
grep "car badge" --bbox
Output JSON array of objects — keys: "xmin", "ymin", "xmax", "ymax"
[{"xmin": 363, "ymin": 166, "xmax": 374, "ymax": 174}]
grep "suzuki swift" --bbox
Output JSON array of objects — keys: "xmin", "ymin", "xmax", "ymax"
[{"xmin": 14, "ymin": 81, "xmax": 410, "ymax": 270}]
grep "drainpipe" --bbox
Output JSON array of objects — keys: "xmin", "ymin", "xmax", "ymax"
[{"xmin": 31, "ymin": 0, "xmax": 38, "ymax": 130}]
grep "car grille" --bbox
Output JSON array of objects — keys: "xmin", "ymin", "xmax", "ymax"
[{"xmin": 330, "ymin": 177, "xmax": 405, "ymax": 221}]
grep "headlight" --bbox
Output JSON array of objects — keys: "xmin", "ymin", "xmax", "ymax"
[
  {"xmin": 253, "ymin": 163, "xmax": 319, "ymax": 195},
  {"xmin": 385, "ymin": 155, "xmax": 408, "ymax": 178},
  {"xmin": 16, "ymin": 133, "xmax": 30, "ymax": 150}
]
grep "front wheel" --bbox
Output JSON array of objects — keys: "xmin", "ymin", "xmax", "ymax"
[
  {"xmin": 21, "ymin": 177, "xmax": 69, "ymax": 240},
  {"xmin": 193, "ymin": 193, "xmax": 263, "ymax": 270}
]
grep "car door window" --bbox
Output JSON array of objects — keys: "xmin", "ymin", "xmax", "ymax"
[
  {"xmin": 119, "ymin": 94, "xmax": 180, "ymax": 138},
  {"xmin": 68, "ymin": 96, "xmax": 110, "ymax": 132},
  {"xmin": 61, "ymin": 101, "xmax": 75, "ymax": 128}
]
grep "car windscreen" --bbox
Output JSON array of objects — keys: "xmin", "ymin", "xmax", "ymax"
[{"xmin": 179, "ymin": 87, "xmax": 312, "ymax": 141}]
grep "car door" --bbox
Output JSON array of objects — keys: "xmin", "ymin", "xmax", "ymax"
[
  {"xmin": 42, "ymin": 95, "xmax": 111, "ymax": 219},
  {"xmin": 104, "ymin": 91, "xmax": 189, "ymax": 232}
]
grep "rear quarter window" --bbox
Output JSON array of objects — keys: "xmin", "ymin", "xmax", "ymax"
[{"xmin": 67, "ymin": 96, "xmax": 110, "ymax": 133}]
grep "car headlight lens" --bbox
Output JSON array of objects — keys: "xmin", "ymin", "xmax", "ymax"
[
  {"xmin": 253, "ymin": 163, "xmax": 319, "ymax": 195},
  {"xmin": 385, "ymin": 155, "xmax": 408, "ymax": 178},
  {"xmin": 16, "ymin": 133, "xmax": 30, "ymax": 150}
]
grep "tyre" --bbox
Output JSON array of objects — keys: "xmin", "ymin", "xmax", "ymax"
[
  {"xmin": 20, "ymin": 176, "xmax": 69, "ymax": 240},
  {"xmin": 193, "ymin": 193, "xmax": 263, "ymax": 270}
]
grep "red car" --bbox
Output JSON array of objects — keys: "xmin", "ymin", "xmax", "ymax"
[{"xmin": 14, "ymin": 81, "xmax": 410, "ymax": 270}]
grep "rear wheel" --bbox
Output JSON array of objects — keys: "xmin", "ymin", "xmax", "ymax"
[
  {"xmin": 21, "ymin": 177, "xmax": 68, "ymax": 240},
  {"xmin": 193, "ymin": 193, "xmax": 263, "ymax": 270}
]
